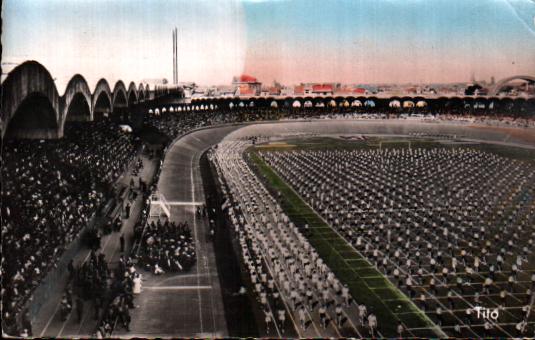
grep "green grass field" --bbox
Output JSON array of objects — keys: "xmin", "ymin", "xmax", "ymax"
[{"xmin": 250, "ymin": 152, "xmax": 446, "ymax": 338}]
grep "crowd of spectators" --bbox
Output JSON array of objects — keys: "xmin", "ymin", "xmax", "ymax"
[
  {"xmin": 1, "ymin": 120, "xmax": 139, "ymax": 336},
  {"xmin": 145, "ymin": 109, "xmax": 239, "ymax": 140},
  {"xmin": 135, "ymin": 219, "xmax": 196, "ymax": 274}
]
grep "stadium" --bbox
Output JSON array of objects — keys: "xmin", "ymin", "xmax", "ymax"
[
  {"xmin": 2, "ymin": 0, "xmax": 535, "ymax": 339},
  {"xmin": 2, "ymin": 59, "xmax": 534, "ymax": 338}
]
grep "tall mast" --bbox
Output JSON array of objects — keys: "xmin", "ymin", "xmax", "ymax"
[
  {"xmin": 172, "ymin": 28, "xmax": 176, "ymax": 84},
  {"xmin": 175, "ymin": 27, "xmax": 178, "ymax": 85}
]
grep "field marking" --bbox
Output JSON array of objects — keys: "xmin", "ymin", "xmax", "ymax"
[
  {"xmin": 167, "ymin": 201, "xmax": 204, "ymax": 206},
  {"xmin": 143, "ymin": 285, "xmax": 212, "ymax": 290},
  {"xmin": 39, "ymin": 296, "xmax": 63, "ymax": 337}
]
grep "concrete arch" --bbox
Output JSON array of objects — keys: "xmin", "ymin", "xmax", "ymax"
[
  {"xmin": 254, "ymin": 98, "xmax": 266, "ymax": 108},
  {"xmin": 445, "ymin": 97, "xmax": 463, "ymax": 109},
  {"xmin": 473, "ymin": 98, "xmax": 488, "ymax": 109},
  {"xmin": 334, "ymin": 96, "xmax": 345, "ymax": 106},
  {"xmin": 127, "ymin": 82, "xmax": 138, "ymax": 106},
  {"xmin": 490, "ymin": 75, "xmax": 535, "ymax": 96},
  {"xmin": 313, "ymin": 97, "xmax": 326, "ymax": 107},
  {"xmin": 527, "ymin": 98, "xmax": 535, "ymax": 115},
  {"xmin": 92, "ymin": 79, "xmax": 113, "ymax": 120},
  {"xmin": 486, "ymin": 97, "xmax": 500, "ymax": 110},
  {"xmin": 62, "ymin": 74, "xmax": 92, "ymax": 129},
  {"xmin": 345, "ymin": 96, "xmax": 356, "ymax": 103},
  {"xmin": 389, "ymin": 99, "xmax": 401, "ymax": 108},
  {"xmin": 112, "ymin": 81, "xmax": 128, "ymax": 109},
  {"xmin": 138, "ymin": 83, "xmax": 145, "ymax": 101},
  {"xmin": 324, "ymin": 96, "xmax": 335, "ymax": 106},
  {"xmin": 1, "ymin": 60, "xmax": 61, "ymax": 139},
  {"xmin": 416, "ymin": 100, "xmax": 428, "ymax": 108},
  {"xmin": 462, "ymin": 97, "xmax": 474, "ymax": 109},
  {"xmin": 364, "ymin": 99, "xmax": 376, "ymax": 107},
  {"xmin": 112, "ymin": 81, "xmax": 128, "ymax": 121}
]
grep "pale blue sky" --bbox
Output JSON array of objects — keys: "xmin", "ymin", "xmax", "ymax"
[
  {"xmin": 241, "ymin": 0, "xmax": 535, "ymax": 84},
  {"xmin": 2, "ymin": 0, "xmax": 535, "ymax": 89}
]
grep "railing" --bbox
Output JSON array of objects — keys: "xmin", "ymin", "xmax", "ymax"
[{"xmin": 149, "ymin": 192, "xmax": 171, "ymax": 219}]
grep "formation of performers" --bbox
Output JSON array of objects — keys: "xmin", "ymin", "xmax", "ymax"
[
  {"xmin": 211, "ymin": 141, "xmax": 379, "ymax": 337},
  {"xmin": 262, "ymin": 147, "xmax": 535, "ymax": 337}
]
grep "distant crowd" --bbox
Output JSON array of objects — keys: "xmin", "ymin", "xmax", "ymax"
[{"xmin": 145, "ymin": 106, "xmax": 535, "ymax": 143}]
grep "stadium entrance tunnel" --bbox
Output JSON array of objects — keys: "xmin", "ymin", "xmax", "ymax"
[
  {"xmin": 4, "ymin": 93, "xmax": 60, "ymax": 139},
  {"xmin": 66, "ymin": 93, "xmax": 91, "ymax": 122},
  {"xmin": 93, "ymin": 92, "xmax": 112, "ymax": 121}
]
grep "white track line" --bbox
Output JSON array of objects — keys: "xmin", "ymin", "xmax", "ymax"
[
  {"xmin": 167, "ymin": 201, "xmax": 204, "ymax": 206},
  {"xmin": 143, "ymin": 285, "xmax": 212, "ymax": 290}
]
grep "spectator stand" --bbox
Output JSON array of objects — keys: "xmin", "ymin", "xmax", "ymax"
[{"xmin": 26, "ymin": 147, "xmax": 160, "ymax": 337}]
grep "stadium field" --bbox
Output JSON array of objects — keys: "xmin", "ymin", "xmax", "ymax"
[
  {"xmin": 247, "ymin": 135, "xmax": 535, "ymax": 337},
  {"xmin": 250, "ymin": 151, "xmax": 444, "ymax": 337}
]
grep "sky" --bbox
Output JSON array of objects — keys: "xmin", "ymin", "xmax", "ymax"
[{"xmin": 2, "ymin": 0, "xmax": 535, "ymax": 90}]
